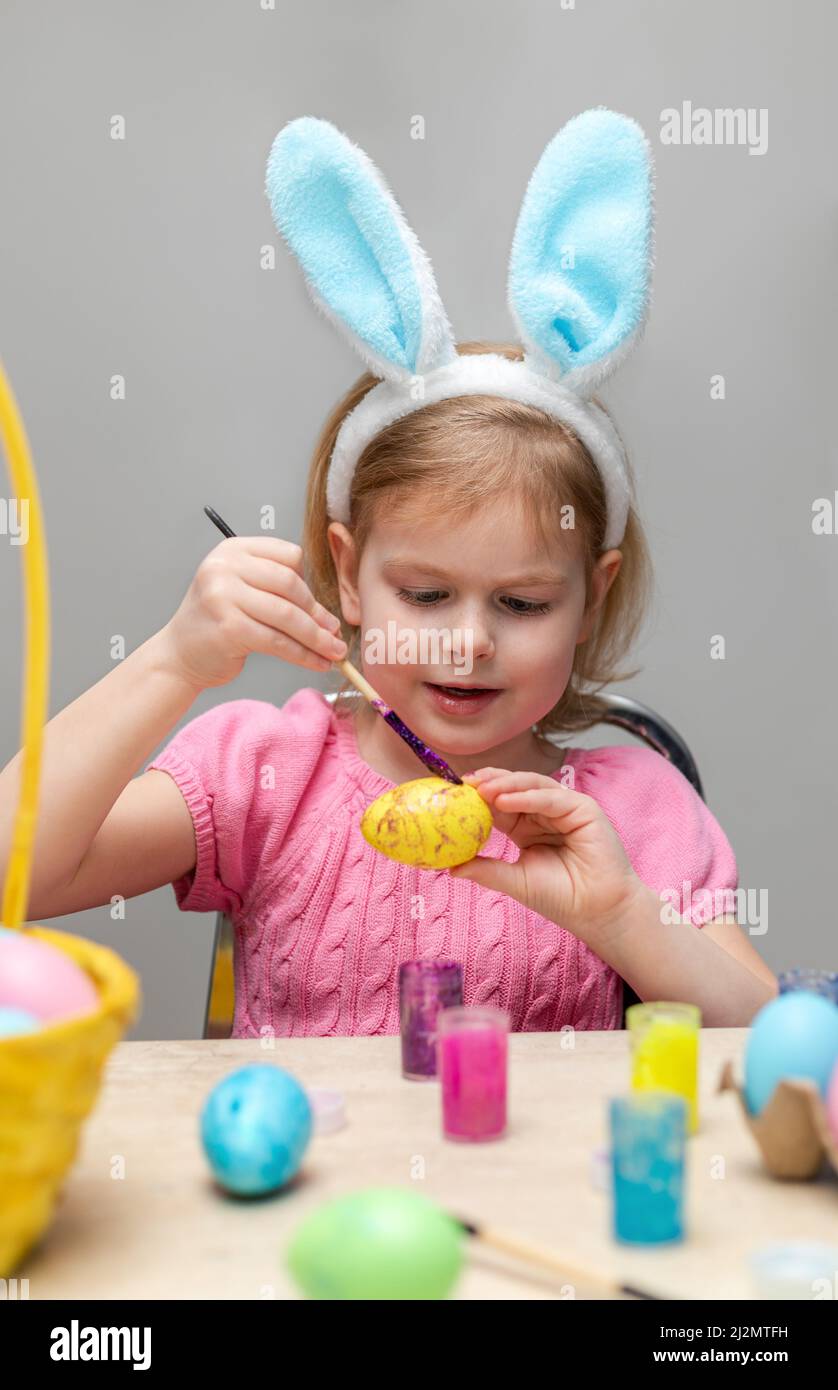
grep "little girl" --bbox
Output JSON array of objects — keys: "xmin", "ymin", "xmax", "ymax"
[{"xmin": 0, "ymin": 112, "xmax": 776, "ymax": 1036}]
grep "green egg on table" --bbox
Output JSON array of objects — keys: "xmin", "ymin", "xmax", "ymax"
[{"xmin": 286, "ymin": 1187, "xmax": 465, "ymax": 1299}]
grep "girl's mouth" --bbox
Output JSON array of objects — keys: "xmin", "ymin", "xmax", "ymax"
[{"xmin": 422, "ymin": 682, "xmax": 502, "ymax": 716}]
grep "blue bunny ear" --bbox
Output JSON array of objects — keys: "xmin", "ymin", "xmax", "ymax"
[
  {"xmin": 508, "ymin": 108, "xmax": 654, "ymax": 396},
  {"xmin": 266, "ymin": 117, "xmax": 456, "ymax": 385}
]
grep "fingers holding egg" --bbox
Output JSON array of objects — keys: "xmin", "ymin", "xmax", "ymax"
[
  {"xmin": 459, "ymin": 770, "xmax": 583, "ymax": 841},
  {"xmin": 463, "ymin": 768, "xmax": 564, "ymax": 800}
]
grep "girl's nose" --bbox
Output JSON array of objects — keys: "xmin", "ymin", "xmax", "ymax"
[{"xmin": 459, "ymin": 608, "xmax": 496, "ymax": 662}]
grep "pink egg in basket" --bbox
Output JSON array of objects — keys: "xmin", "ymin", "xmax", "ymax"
[
  {"xmin": 827, "ymin": 1058, "xmax": 838, "ymax": 1148},
  {"xmin": 0, "ymin": 930, "xmax": 99, "ymax": 1023}
]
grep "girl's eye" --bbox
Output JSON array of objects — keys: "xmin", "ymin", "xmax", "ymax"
[
  {"xmin": 501, "ymin": 596, "xmax": 552, "ymax": 616},
  {"xmin": 395, "ymin": 587, "xmax": 551, "ymax": 616},
  {"xmin": 395, "ymin": 587, "xmax": 444, "ymax": 606}
]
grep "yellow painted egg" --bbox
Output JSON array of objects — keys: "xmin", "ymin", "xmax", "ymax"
[{"xmin": 361, "ymin": 777, "xmax": 492, "ymax": 870}]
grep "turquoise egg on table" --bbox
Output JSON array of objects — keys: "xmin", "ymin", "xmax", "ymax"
[
  {"xmin": 0, "ymin": 1006, "xmax": 40, "ymax": 1038},
  {"xmin": 744, "ymin": 992, "xmax": 838, "ymax": 1116},
  {"xmin": 200, "ymin": 1064, "xmax": 312, "ymax": 1196}
]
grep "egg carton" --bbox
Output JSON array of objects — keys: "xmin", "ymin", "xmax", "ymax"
[{"xmin": 718, "ymin": 1060, "xmax": 838, "ymax": 1181}]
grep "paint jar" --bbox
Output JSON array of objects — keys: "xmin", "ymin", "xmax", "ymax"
[
  {"xmin": 749, "ymin": 1241, "xmax": 838, "ymax": 1299},
  {"xmin": 438, "ymin": 1004, "xmax": 508, "ymax": 1141},
  {"xmin": 778, "ymin": 968, "xmax": 838, "ymax": 1005},
  {"xmin": 610, "ymin": 1092, "xmax": 687, "ymax": 1245},
  {"xmin": 398, "ymin": 960, "xmax": 463, "ymax": 1080},
  {"xmin": 627, "ymin": 1001, "xmax": 701, "ymax": 1134}
]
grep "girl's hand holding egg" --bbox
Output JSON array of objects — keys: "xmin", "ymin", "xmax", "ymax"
[
  {"xmin": 449, "ymin": 769, "xmax": 652, "ymax": 946},
  {"xmin": 159, "ymin": 536, "xmax": 347, "ymax": 692}
]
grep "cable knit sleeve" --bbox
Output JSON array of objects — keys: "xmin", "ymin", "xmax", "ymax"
[
  {"xmin": 143, "ymin": 689, "xmax": 332, "ymax": 918},
  {"xmin": 574, "ymin": 744, "xmax": 738, "ymax": 927}
]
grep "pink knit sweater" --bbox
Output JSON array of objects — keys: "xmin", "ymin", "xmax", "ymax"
[{"xmin": 145, "ymin": 688, "xmax": 737, "ymax": 1036}]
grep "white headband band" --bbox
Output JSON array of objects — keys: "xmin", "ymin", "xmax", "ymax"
[{"xmin": 266, "ymin": 107, "xmax": 654, "ymax": 551}]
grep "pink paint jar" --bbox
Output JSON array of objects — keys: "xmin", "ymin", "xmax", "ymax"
[{"xmin": 438, "ymin": 1005, "xmax": 509, "ymax": 1142}]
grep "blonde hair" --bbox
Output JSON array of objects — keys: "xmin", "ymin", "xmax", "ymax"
[{"xmin": 303, "ymin": 340, "xmax": 653, "ymax": 736}]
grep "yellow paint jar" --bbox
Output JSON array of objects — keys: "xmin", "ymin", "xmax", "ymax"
[{"xmin": 627, "ymin": 1001, "xmax": 701, "ymax": 1135}]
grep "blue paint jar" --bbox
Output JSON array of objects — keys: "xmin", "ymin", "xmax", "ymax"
[{"xmin": 610, "ymin": 1092, "xmax": 687, "ymax": 1245}]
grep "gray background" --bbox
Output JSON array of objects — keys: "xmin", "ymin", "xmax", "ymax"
[{"xmin": 0, "ymin": 0, "xmax": 834, "ymax": 1039}]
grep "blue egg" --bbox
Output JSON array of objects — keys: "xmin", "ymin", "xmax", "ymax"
[
  {"xmin": 0, "ymin": 1006, "xmax": 40, "ymax": 1038},
  {"xmin": 200, "ymin": 1064, "xmax": 312, "ymax": 1196},
  {"xmin": 744, "ymin": 992, "xmax": 838, "ymax": 1115}
]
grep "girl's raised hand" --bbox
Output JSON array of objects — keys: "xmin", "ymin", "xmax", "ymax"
[
  {"xmin": 450, "ymin": 768, "xmax": 651, "ymax": 945},
  {"xmin": 159, "ymin": 536, "xmax": 347, "ymax": 691}
]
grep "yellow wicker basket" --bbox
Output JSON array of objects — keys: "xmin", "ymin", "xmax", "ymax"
[
  {"xmin": 0, "ymin": 362, "xmax": 141, "ymax": 1276},
  {"xmin": 0, "ymin": 928, "xmax": 140, "ymax": 1274}
]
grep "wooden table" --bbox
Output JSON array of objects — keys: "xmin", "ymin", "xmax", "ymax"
[{"xmin": 20, "ymin": 1029, "xmax": 837, "ymax": 1300}]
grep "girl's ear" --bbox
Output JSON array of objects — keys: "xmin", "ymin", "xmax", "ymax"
[
  {"xmin": 507, "ymin": 108, "xmax": 654, "ymax": 398},
  {"xmin": 326, "ymin": 521, "xmax": 361, "ymax": 625},
  {"xmin": 266, "ymin": 117, "xmax": 457, "ymax": 385}
]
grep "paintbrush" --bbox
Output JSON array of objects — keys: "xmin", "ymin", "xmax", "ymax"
[
  {"xmin": 203, "ymin": 507, "xmax": 462, "ymax": 784},
  {"xmin": 455, "ymin": 1216, "xmax": 666, "ymax": 1299}
]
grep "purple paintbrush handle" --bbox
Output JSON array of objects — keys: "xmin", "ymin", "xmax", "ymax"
[{"xmin": 371, "ymin": 700, "xmax": 462, "ymax": 784}]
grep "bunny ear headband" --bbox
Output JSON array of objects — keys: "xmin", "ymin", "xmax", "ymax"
[{"xmin": 265, "ymin": 107, "xmax": 654, "ymax": 550}]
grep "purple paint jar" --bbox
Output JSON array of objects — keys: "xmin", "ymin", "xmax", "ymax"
[{"xmin": 399, "ymin": 960, "xmax": 464, "ymax": 1081}]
